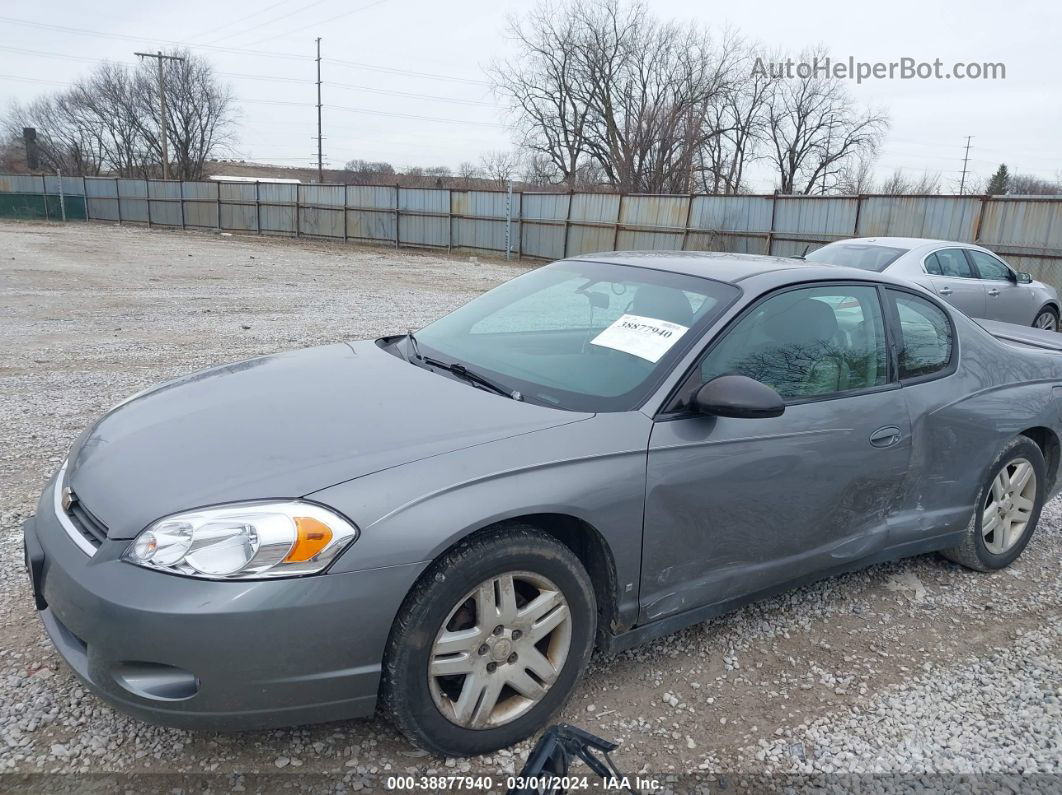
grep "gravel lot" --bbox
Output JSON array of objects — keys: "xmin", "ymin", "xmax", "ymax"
[{"xmin": 0, "ymin": 221, "xmax": 1059, "ymax": 789}]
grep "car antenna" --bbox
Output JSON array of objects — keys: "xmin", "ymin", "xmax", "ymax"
[{"xmin": 795, "ymin": 244, "xmax": 810, "ymax": 260}]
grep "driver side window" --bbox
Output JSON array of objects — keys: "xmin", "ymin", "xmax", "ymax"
[{"xmin": 694, "ymin": 285, "xmax": 889, "ymax": 401}]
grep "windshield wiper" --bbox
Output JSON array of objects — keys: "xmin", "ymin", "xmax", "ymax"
[
  {"xmin": 405, "ymin": 329, "xmax": 422, "ymax": 361},
  {"xmin": 422, "ymin": 356, "xmax": 524, "ymax": 401}
]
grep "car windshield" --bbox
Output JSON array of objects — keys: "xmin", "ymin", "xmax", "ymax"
[
  {"xmin": 412, "ymin": 260, "xmax": 740, "ymax": 412},
  {"xmin": 805, "ymin": 243, "xmax": 908, "ymax": 272}
]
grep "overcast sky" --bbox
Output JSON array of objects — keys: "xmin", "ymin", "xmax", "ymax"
[{"xmin": 1, "ymin": 0, "xmax": 1059, "ymax": 190}]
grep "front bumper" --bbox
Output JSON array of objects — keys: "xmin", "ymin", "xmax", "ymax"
[{"xmin": 24, "ymin": 476, "xmax": 427, "ymax": 730}]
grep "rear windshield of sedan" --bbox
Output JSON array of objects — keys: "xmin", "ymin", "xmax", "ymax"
[
  {"xmin": 805, "ymin": 243, "xmax": 908, "ymax": 272},
  {"xmin": 413, "ymin": 260, "xmax": 739, "ymax": 412}
]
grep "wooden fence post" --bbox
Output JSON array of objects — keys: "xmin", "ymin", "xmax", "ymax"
[
  {"xmin": 681, "ymin": 193, "xmax": 695, "ymax": 251},
  {"xmin": 766, "ymin": 191, "xmax": 778, "ymax": 255},
  {"xmin": 972, "ymin": 194, "xmax": 990, "ymax": 243},
  {"xmin": 115, "ymin": 178, "xmax": 122, "ymax": 223},
  {"xmin": 562, "ymin": 191, "xmax": 573, "ymax": 258},
  {"xmin": 394, "ymin": 184, "xmax": 400, "ymax": 249},
  {"xmin": 612, "ymin": 193, "xmax": 624, "ymax": 251},
  {"xmin": 41, "ymin": 175, "xmax": 49, "ymax": 220},
  {"xmin": 83, "ymin": 176, "xmax": 90, "ymax": 221}
]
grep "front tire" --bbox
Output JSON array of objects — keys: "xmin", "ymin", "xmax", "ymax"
[
  {"xmin": 381, "ymin": 525, "xmax": 596, "ymax": 756},
  {"xmin": 1033, "ymin": 307, "xmax": 1059, "ymax": 332},
  {"xmin": 942, "ymin": 436, "xmax": 1046, "ymax": 571}
]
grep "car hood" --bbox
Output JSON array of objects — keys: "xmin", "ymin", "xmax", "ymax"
[{"xmin": 67, "ymin": 340, "xmax": 589, "ymax": 538}]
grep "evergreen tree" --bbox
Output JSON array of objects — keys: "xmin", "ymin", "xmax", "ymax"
[{"xmin": 986, "ymin": 163, "xmax": 1010, "ymax": 195}]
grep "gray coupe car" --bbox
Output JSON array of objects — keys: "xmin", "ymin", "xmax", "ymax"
[
  {"xmin": 804, "ymin": 237, "xmax": 1060, "ymax": 330},
  {"xmin": 24, "ymin": 251, "xmax": 1062, "ymax": 756}
]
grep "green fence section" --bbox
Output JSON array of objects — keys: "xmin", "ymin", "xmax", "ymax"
[{"xmin": 0, "ymin": 192, "xmax": 87, "ymax": 221}]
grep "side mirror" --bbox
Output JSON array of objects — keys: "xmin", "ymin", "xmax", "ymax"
[
  {"xmin": 692, "ymin": 375, "xmax": 785, "ymax": 419},
  {"xmin": 1016, "ymin": 271, "xmax": 1033, "ymax": 284}
]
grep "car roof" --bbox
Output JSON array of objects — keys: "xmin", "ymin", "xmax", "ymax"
[
  {"xmin": 826, "ymin": 236, "xmax": 967, "ymax": 251},
  {"xmin": 571, "ymin": 249, "xmax": 918, "ymax": 288}
]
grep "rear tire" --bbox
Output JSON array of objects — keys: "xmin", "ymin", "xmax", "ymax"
[
  {"xmin": 381, "ymin": 525, "xmax": 596, "ymax": 757},
  {"xmin": 942, "ymin": 436, "xmax": 1046, "ymax": 571},
  {"xmin": 1033, "ymin": 307, "xmax": 1059, "ymax": 332}
]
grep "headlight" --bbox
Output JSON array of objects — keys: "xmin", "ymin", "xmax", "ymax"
[{"xmin": 122, "ymin": 502, "xmax": 358, "ymax": 580}]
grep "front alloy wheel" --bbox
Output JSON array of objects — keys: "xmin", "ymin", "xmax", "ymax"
[
  {"xmin": 382, "ymin": 525, "xmax": 596, "ymax": 756},
  {"xmin": 429, "ymin": 572, "xmax": 571, "ymax": 729}
]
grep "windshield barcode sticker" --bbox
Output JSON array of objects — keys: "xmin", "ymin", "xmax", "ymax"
[{"xmin": 590, "ymin": 314, "xmax": 689, "ymax": 362}]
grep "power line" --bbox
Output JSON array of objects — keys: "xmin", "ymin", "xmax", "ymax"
[
  {"xmin": 180, "ymin": 0, "xmax": 291, "ymax": 45},
  {"xmin": 240, "ymin": 98, "xmax": 506, "ymax": 127},
  {"xmin": 201, "ymin": 0, "xmax": 333, "ymax": 46},
  {"xmin": 0, "ymin": 15, "xmax": 492, "ymax": 83},
  {"xmin": 242, "ymin": 0, "xmax": 390, "ymax": 47}
]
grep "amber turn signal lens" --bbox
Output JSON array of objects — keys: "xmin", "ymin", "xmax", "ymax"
[{"xmin": 284, "ymin": 517, "xmax": 334, "ymax": 563}]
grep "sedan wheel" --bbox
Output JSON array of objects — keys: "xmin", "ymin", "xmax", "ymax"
[
  {"xmin": 428, "ymin": 572, "xmax": 571, "ymax": 729},
  {"xmin": 943, "ymin": 436, "xmax": 1046, "ymax": 571},
  {"xmin": 980, "ymin": 458, "xmax": 1036, "ymax": 555},
  {"xmin": 1033, "ymin": 309, "xmax": 1058, "ymax": 331},
  {"xmin": 382, "ymin": 525, "xmax": 596, "ymax": 756}
]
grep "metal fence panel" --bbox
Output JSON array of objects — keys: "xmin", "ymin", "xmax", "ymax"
[
  {"xmin": 257, "ymin": 183, "xmax": 297, "ymax": 234},
  {"xmin": 181, "ymin": 181, "xmax": 218, "ymax": 228},
  {"xmin": 147, "ymin": 180, "xmax": 182, "ymax": 226},
  {"xmin": 773, "ymin": 196, "xmax": 858, "ymax": 239},
  {"xmin": 449, "ymin": 190, "xmax": 519, "ymax": 253},
  {"xmin": 857, "ymin": 196, "xmax": 979, "ymax": 239},
  {"xmin": 84, "ymin": 177, "xmax": 119, "ymax": 221},
  {"xmin": 1, "ymin": 174, "xmax": 44, "ymax": 193},
  {"xmin": 347, "ymin": 209, "xmax": 395, "ymax": 243},
  {"xmin": 521, "ymin": 194, "xmax": 568, "ymax": 259},
  {"xmin": 400, "ymin": 214, "xmax": 448, "ymax": 247},
  {"xmin": 115, "ymin": 179, "xmax": 147, "ymax": 223},
  {"xmin": 347, "ymin": 185, "xmax": 395, "ymax": 211},
  {"xmin": 979, "ymin": 198, "xmax": 1062, "ymax": 249}
]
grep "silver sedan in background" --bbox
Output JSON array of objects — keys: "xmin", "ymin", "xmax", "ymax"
[{"xmin": 805, "ymin": 237, "xmax": 1060, "ymax": 331}]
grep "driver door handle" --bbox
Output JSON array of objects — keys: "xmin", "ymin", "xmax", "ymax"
[
  {"xmin": 869, "ymin": 426, "xmax": 902, "ymax": 448},
  {"xmin": 988, "ymin": 288, "xmax": 1000, "ymax": 297},
  {"xmin": 938, "ymin": 287, "xmax": 953, "ymax": 296}
]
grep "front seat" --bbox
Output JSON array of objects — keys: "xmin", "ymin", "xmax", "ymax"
[
  {"xmin": 759, "ymin": 298, "xmax": 850, "ymax": 396},
  {"xmin": 629, "ymin": 285, "xmax": 694, "ymax": 327}
]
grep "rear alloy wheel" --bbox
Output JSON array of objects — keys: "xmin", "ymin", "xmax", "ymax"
[
  {"xmin": 980, "ymin": 459, "xmax": 1037, "ymax": 555},
  {"xmin": 1033, "ymin": 307, "xmax": 1059, "ymax": 332},
  {"xmin": 382, "ymin": 525, "xmax": 596, "ymax": 756},
  {"xmin": 942, "ymin": 436, "xmax": 1046, "ymax": 571}
]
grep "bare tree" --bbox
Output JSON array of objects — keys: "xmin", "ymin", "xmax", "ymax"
[
  {"xmin": 2, "ymin": 52, "xmax": 234, "ymax": 179},
  {"xmin": 491, "ymin": 0, "xmax": 735, "ymax": 193},
  {"xmin": 480, "ymin": 150, "xmax": 521, "ymax": 189},
  {"xmin": 834, "ymin": 153, "xmax": 876, "ymax": 194},
  {"xmin": 457, "ymin": 161, "xmax": 481, "ymax": 187},
  {"xmin": 490, "ymin": 1, "xmax": 595, "ymax": 189},
  {"xmin": 698, "ymin": 38, "xmax": 773, "ymax": 194},
  {"xmin": 762, "ymin": 48, "xmax": 888, "ymax": 194},
  {"xmin": 1007, "ymin": 172, "xmax": 1061, "ymax": 195}
]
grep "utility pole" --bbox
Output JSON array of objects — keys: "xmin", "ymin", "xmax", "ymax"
[
  {"xmin": 959, "ymin": 135, "xmax": 973, "ymax": 195},
  {"xmin": 315, "ymin": 37, "xmax": 324, "ymax": 183},
  {"xmin": 135, "ymin": 51, "xmax": 185, "ymax": 180}
]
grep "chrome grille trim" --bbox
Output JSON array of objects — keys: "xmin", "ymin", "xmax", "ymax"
[{"xmin": 54, "ymin": 462, "xmax": 100, "ymax": 557}]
